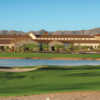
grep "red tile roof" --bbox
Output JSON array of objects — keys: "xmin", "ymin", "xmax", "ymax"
[
  {"xmin": 36, "ymin": 34, "xmax": 94, "ymax": 38},
  {"xmin": 95, "ymin": 34, "xmax": 100, "ymax": 36},
  {"xmin": 63, "ymin": 40, "xmax": 100, "ymax": 43},
  {"xmin": 35, "ymin": 40, "xmax": 100, "ymax": 43},
  {"xmin": 0, "ymin": 34, "xmax": 30, "ymax": 38},
  {"xmin": 0, "ymin": 40, "xmax": 14, "ymax": 44}
]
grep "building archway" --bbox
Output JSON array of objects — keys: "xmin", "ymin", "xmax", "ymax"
[
  {"xmin": 51, "ymin": 46, "xmax": 55, "ymax": 51},
  {"xmin": 48, "ymin": 41, "xmax": 64, "ymax": 52}
]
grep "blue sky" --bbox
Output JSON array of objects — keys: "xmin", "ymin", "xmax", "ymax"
[{"xmin": 0, "ymin": 0, "xmax": 100, "ymax": 31}]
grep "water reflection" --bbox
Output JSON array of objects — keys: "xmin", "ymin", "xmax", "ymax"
[{"xmin": 0, "ymin": 59, "xmax": 100, "ymax": 67}]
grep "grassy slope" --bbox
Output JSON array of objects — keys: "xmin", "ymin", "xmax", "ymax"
[
  {"xmin": 0, "ymin": 52, "xmax": 100, "ymax": 58},
  {"xmin": 0, "ymin": 65, "xmax": 100, "ymax": 96}
]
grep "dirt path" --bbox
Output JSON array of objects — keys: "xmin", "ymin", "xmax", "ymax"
[{"xmin": 0, "ymin": 91, "xmax": 100, "ymax": 100}]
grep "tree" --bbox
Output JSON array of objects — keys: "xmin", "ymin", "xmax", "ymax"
[
  {"xmin": 15, "ymin": 43, "xmax": 39, "ymax": 53},
  {"xmin": 42, "ymin": 43, "xmax": 49, "ymax": 51},
  {"xmin": 23, "ymin": 43, "xmax": 39, "ymax": 52},
  {"xmin": 54, "ymin": 44, "xmax": 65, "ymax": 52}
]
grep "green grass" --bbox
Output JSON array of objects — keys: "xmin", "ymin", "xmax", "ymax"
[
  {"xmin": 0, "ymin": 52, "xmax": 100, "ymax": 58},
  {"xmin": 0, "ymin": 65, "xmax": 100, "ymax": 96}
]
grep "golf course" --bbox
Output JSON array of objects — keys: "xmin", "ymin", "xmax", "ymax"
[{"xmin": 0, "ymin": 65, "xmax": 100, "ymax": 96}]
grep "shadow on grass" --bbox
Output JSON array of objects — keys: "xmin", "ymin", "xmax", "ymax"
[
  {"xmin": 0, "ymin": 72, "xmax": 26, "ymax": 79},
  {"xmin": 39, "ymin": 65, "xmax": 100, "ymax": 71},
  {"xmin": 64, "ymin": 72, "xmax": 100, "ymax": 77}
]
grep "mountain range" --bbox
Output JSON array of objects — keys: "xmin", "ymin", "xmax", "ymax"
[{"xmin": 0, "ymin": 28, "xmax": 100, "ymax": 35}]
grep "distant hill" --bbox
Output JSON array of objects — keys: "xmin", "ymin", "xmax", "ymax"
[
  {"xmin": 0, "ymin": 28, "xmax": 100, "ymax": 35},
  {"xmin": 52, "ymin": 28, "xmax": 100, "ymax": 35},
  {"xmin": 0, "ymin": 30, "xmax": 26, "ymax": 35}
]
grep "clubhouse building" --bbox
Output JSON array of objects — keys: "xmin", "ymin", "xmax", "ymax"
[
  {"xmin": 29, "ymin": 33, "xmax": 100, "ymax": 51},
  {"xmin": 0, "ymin": 32, "xmax": 100, "ymax": 52}
]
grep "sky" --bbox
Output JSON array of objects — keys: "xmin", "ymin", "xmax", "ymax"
[{"xmin": 0, "ymin": 0, "xmax": 100, "ymax": 32}]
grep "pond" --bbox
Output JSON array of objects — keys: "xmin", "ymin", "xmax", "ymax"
[{"xmin": 0, "ymin": 59, "xmax": 100, "ymax": 67}]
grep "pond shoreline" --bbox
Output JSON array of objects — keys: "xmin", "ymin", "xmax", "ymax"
[{"xmin": 0, "ymin": 57, "xmax": 100, "ymax": 60}]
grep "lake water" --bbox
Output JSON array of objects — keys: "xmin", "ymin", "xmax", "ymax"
[{"xmin": 0, "ymin": 59, "xmax": 100, "ymax": 67}]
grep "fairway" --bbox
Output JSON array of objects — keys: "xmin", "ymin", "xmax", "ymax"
[
  {"xmin": 0, "ymin": 65, "xmax": 100, "ymax": 96},
  {"xmin": 0, "ymin": 52, "xmax": 100, "ymax": 58}
]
